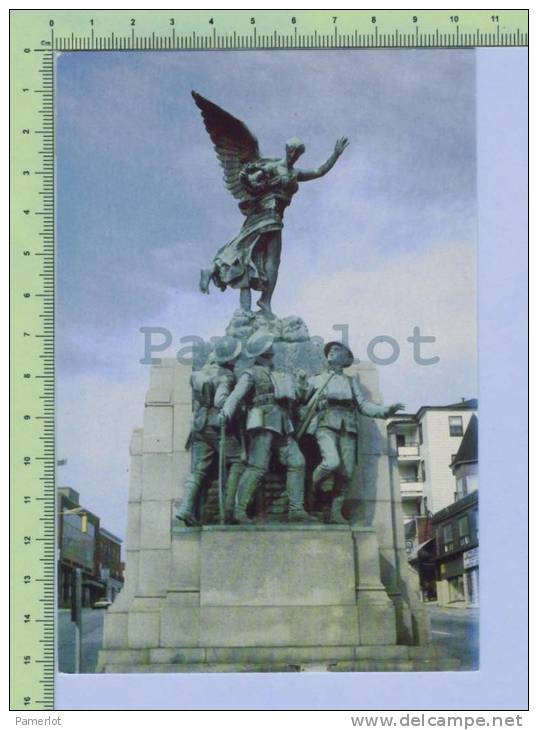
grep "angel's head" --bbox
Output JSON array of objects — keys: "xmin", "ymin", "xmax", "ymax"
[{"xmin": 285, "ymin": 137, "xmax": 305, "ymax": 166}]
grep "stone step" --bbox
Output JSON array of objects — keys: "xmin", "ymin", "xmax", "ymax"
[
  {"xmin": 98, "ymin": 649, "xmax": 149, "ymax": 666},
  {"xmin": 102, "ymin": 655, "xmax": 461, "ymax": 673},
  {"xmin": 149, "ymin": 646, "xmax": 413, "ymax": 665},
  {"xmin": 99, "ymin": 644, "xmax": 452, "ymax": 671}
]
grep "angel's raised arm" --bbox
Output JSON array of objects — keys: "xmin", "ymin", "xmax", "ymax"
[{"xmin": 296, "ymin": 137, "xmax": 349, "ymax": 182}]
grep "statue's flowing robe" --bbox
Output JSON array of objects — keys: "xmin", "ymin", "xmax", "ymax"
[{"xmin": 211, "ymin": 173, "xmax": 299, "ymax": 292}]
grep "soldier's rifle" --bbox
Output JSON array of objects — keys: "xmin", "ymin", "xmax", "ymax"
[{"xmin": 296, "ymin": 371, "xmax": 336, "ymax": 440}]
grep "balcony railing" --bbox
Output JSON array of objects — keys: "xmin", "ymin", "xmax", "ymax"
[
  {"xmin": 397, "ymin": 443, "xmax": 420, "ymax": 457},
  {"xmin": 400, "ymin": 480, "xmax": 424, "ymax": 497}
]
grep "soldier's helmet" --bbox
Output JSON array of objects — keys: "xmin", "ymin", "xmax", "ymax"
[
  {"xmin": 244, "ymin": 331, "xmax": 275, "ymax": 360},
  {"xmin": 323, "ymin": 341, "xmax": 354, "ymax": 368},
  {"xmin": 213, "ymin": 336, "xmax": 242, "ymax": 364}
]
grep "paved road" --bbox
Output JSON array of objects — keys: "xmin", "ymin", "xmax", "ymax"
[
  {"xmin": 58, "ymin": 608, "xmax": 105, "ymax": 673},
  {"xmin": 58, "ymin": 604, "xmax": 479, "ymax": 673},
  {"xmin": 427, "ymin": 604, "xmax": 479, "ymax": 670}
]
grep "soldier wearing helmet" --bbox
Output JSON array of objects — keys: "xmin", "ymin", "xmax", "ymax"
[
  {"xmin": 220, "ymin": 331, "xmax": 317, "ymax": 524},
  {"xmin": 176, "ymin": 335, "xmax": 243, "ymax": 526},
  {"xmin": 304, "ymin": 341, "xmax": 404, "ymax": 523}
]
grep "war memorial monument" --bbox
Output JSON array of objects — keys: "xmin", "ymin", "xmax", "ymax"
[{"xmin": 98, "ymin": 92, "xmax": 455, "ymax": 673}]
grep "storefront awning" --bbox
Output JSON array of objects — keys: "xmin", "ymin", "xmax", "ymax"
[{"xmin": 408, "ymin": 537, "xmax": 435, "ymax": 563}]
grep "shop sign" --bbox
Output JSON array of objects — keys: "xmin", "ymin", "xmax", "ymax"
[{"xmin": 463, "ymin": 547, "xmax": 479, "ymax": 569}]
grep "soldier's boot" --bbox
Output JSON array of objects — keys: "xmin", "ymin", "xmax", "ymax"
[
  {"xmin": 329, "ymin": 495, "xmax": 348, "ymax": 524},
  {"xmin": 223, "ymin": 461, "xmax": 243, "ymax": 524},
  {"xmin": 287, "ymin": 470, "xmax": 319, "ymax": 523},
  {"xmin": 233, "ymin": 467, "xmax": 263, "ymax": 524},
  {"xmin": 176, "ymin": 475, "xmax": 202, "ymax": 526}
]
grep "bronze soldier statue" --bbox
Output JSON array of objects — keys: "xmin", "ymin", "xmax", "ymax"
[
  {"xmin": 302, "ymin": 342, "xmax": 404, "ymax": 523},
  {"xmin": 219, "ymin": 331, "xmax": 317, "ymax": 524},
  {"xmin": 176, "ymin": 336, "xmax": 244, "ymax": 526},
  {"xmin": 192, "ymin": 92, "xmax": 349, "ymax": 316}
]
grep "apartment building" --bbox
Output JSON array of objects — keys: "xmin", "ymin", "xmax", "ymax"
[{"xmin": 388, "ymin": 398, "xmax": 478, "ymax": 522}]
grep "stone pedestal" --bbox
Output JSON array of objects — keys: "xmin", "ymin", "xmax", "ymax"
[
  {"xmin": 98, "ymin": 357, "xmax": 440, "ymax": 673},
  {"xmin": 162, "ymin": 524, "xmax": 395, "ymax": 650}
]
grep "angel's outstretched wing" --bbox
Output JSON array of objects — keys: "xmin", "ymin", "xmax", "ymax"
[{"xmin": 192, "ymin": 91, "xmax": 261, "ymax": 201}]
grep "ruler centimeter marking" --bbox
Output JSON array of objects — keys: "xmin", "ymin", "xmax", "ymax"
[
  {"xmin": 47, "ymin": 17, "xmax": 529, "ymax": 52},
  {"xmin": 10, "ymin": 16, "xmax": 55, "ymax": 710},
  {"xmin": 9, "ymin": 8, "xmax": 527, "ymax": 711}
]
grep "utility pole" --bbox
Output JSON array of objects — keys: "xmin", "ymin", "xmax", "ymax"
[
  {"xmin": 71, "ymin": 568, "xmax": 83, "ymax": 673},
  {"xmin": 59, "ymin": 504, "xmax": 88, "ymax": 673}
]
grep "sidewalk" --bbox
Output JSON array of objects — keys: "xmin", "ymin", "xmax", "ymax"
[
  {"xmin": 57, "ymin": 604, "xmax": 479, "ymax": 673},
  {"xmin": 58, "ymin": 608, "xmax": 105, "ymax": 673},
  {"xmin": 427, "ymin": 604, "xmax": 479, "ymax": 669}
]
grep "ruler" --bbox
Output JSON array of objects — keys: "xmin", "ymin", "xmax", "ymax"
[
  {"xmin": 10, "ymin": 13, "xmax": 55, "ymax": 712},
  {"xmin": 9, "ymin": 7, "xmax": 528, "ymax": 711}
]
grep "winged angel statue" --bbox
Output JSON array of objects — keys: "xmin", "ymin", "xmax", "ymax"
[{"xmin": 192, "ymin": 92, "xmax": 349, "ymax": 316}]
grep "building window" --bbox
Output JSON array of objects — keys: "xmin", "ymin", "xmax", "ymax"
[
  {"xmin": 449, "ymin": 416, "xmax": 464, "ymax": 437},
  {"xmin": 418, "ymin": 424, "xmax": 423, "ymax": 445},
  {"xmin": 458, "ymin": 514, "xmax": 470, "ymax": 545},
  {"xmin": 456, "ymin": 476, "xmax": 467, "ymax": 500},
  {"xmin": 420, "ymin": 461, "xmax": 426, "ymax": 482},
  {"xmin": 448, "ymin": 575, "xmax": 465, "ymax": 602},
  {"xmin": 443, "ymin": 523, "xmax": 454, "ymax": 553},
  {"xmin": 396, "ymin": 434, "xmax": 405, "ymax": 447}
]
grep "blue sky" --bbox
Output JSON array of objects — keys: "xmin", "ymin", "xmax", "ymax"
[{"xmin": 56, "ymin": 50, "xmax": 476, "ymax": 537}]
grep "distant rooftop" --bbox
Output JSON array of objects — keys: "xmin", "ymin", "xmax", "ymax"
[
  {"xmin": 390, "ymin": 398, "xmax": 478, "ymax": 423},
  {"xmin": 416, "ymin": 398, "xmax": 478, "ymax": 418},
  {"xmin": 99, "ymin": 527, "xmax": 123, "ymax": 544},
  {"xmin": 431, "ymin": 489, "xmax": 478, "ymax": 523},
  {"xmin": 439, "ymin": 398, "xmax": 478, "ymax": 411},
  {"xmin": 57, "ymin": 486, "xmax": 80, "ymax": 505}
]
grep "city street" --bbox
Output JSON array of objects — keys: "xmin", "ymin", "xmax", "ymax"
[
  {"xmin": 58, "ymin": 608, "xmax": 105, "ymax": 673},
  {"xmin": 57, "ymin": 604, "xmax": 479, "ymax": 673},
  {"xmin": 428, "ymin": 605, "xmax": 479, "ymax": 670}
]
